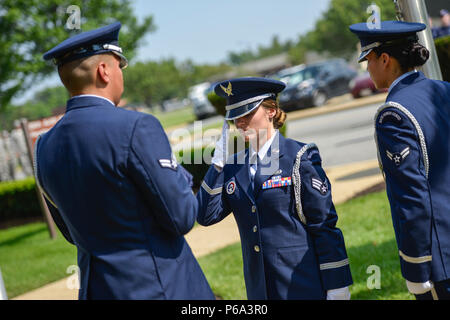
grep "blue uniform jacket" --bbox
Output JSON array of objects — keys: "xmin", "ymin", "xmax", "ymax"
[
  {"xmin": 34, "ymin": 96, "xmax": 214, "ymax": 300},
  {"xmin": 374, "ymin": 71, "xmax": 450, "ymax": 283},
  {"xmin": 197, "ymin": 133, "xmax": 352, "ymax": 299}
]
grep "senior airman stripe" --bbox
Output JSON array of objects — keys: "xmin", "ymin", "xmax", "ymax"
[
  {"xmin": 319, "ymin": 258, "xmax": 349, "ymax": 271},
  {"xmin": 399, "ymin": 251, "xmax": 432, "ymax": 264},
  {"xmin": 201, "ymin": 181, "xmax": 222, "ymax": 195}
]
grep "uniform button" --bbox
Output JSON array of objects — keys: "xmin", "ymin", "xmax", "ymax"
[
  {"xmin": 253, "ymin": 225, "xmax": 257, "ymax": 233},
  {"xmin": 254, "ymin": 245, "xmax": 260, "ymax": 252},
  {"xmin": 251, "ymin": 205, "xmax": 256, "ymax": 213}
]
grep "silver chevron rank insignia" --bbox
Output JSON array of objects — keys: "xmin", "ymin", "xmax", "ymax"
[
  {"xmin": 311, "ymin": 178, "xmax": 328, "ymax": 195},
  {"xmin": 386, "ymin": 147, "xmax": 410, "ymax": 166}
]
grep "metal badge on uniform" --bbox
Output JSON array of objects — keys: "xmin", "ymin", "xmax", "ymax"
[
  {"xmin": 220, "ymin": 82, "xmax": 233, "ymax": 96},
  {"xmin": 262, "ymin": 176, "xmax": 292, "ymax": 189},
  {"xmin": 386, "ymin": 147, "xmax": 410, "ymax": 166},
  {"xmin": 311, "ymin": 178, "xmax": 328, "ymax": 195},
  {"xmin": 158, "ymin": 153, "xmax": 178, "ymax": 170},
  {"xmin": 226, "ymin": 181, "xmax": 236, "ymax": 194}
]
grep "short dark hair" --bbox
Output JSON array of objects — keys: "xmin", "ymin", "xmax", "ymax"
[{"xmin": 373, "ymin": 41, "xmax": 429, "ymax": 72}]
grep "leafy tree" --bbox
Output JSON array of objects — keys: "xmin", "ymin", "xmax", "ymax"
[
  {"xmin": 0, "ymin": 86, "xmax": 68, "ymax": 131},
  {"xmin": 123, "ymin": 59, "xmax": 231, "ymax": 110},
  {"xmin": 227, "ymin": 35, "xmax": 294, "ymax": 66},
  {"xmin": 0, "ymin": 0, "xmax": 156, "ymax": 111},
  {"xmin": 289, "ymin": 0, "xmax": 397, "ymax": 61},
  {"xmin": 123, "ymin": 59, "xmax": 188, "ymax": 109}
]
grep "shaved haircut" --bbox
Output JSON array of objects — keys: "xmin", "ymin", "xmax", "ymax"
[{"xmin": 58, "ymin": 54, "xmax": 116, "ymax": 93}]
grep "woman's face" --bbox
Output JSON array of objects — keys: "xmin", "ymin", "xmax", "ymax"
[
  {"xmin": 234, "ymin": 105, "xmax": 276, "ymax": 143},
  {"xmin": 366, "ymin": 49, "xmax": 411, "ymax": 90},
  {"xmin": 366, "ymin": 51, "xmax": 388, "ymax": 89}
]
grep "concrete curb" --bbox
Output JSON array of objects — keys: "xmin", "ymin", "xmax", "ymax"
[{"xmin": 286, "ymin": 93, "xmax": 387, "ymax": 122}]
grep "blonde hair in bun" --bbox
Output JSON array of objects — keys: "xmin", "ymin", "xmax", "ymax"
[{"xmin": 261, "ymin": 99, "xmax": 286, "ymax": 129}]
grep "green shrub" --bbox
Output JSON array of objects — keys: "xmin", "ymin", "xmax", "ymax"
[
  {"xmin": 435, "ymin": 35, "xmax": 450, "ymax": 82},
  {"xmin": 177, "ymin": 147, "xmax": 212, "ymax": 191},
  {"xmin": 207, "ymin": 91, "xmax": 227, "ymax": 117},
  {"xmin": 0, "ymin": 178, "xmax": 41, "ymax": 224}
]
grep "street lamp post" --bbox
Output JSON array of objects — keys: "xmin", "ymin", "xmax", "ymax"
[{"xmin": 393, "ymin": 0, "xmax": 443, "ymax": 80}]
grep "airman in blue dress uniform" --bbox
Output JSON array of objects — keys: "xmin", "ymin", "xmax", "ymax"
[
  {"xmin": 350, "ymin": 20, "xmax": 450, "ymax": 299},
  {"xmin": 36, "ymin": 22, "xmax": 214, "ymax": 299},
  {"xmin": 197, "ymin": 77, "xmax": 353, "ymax": 299}
]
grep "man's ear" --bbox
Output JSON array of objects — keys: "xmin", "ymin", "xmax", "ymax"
[
  {"xmin": 97, "ymin": 60, "xmax": 110, "ymax": 84},
  {"xmin": 381, "ymin": 52, "xmax": 390, "ymax": 68}
]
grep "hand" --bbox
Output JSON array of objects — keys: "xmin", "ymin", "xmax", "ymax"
[
  {"xmin": 211, "ymin": 120, "xmax": 230, "ymax": 169},
  {"xmin": 405, "ymin": 280, "xmax": 433, "ymax": 295},
  {"xmin": 326, "ymin": 286, "xmax": 351, "ymax": 300}
]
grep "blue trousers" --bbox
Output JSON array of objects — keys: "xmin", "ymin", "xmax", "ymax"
[{"xmin": 415, "ymin": 279, "xmax": 450, "ymax": 300}]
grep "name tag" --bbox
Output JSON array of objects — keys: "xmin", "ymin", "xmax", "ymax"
[{"xmin": 262, "ymin": 176, "xmax": 292, "ymax": 189}]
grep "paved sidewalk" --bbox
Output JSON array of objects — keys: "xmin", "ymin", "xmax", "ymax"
[{"xmin": 13, "ymin": 158, "xmax": 383, "ymax": 300}]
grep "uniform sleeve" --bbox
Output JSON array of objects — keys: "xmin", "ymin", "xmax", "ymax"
[
  {"xmin": 298, "ymin": 146, "xmax": 353, "ymax": 290},
  {"xmin": 127, "ymin": 114, "xmax": 198, "ymax": 236},
  {"xmin": 375, "ymin": 106, "xmax": 432, "ymax": 283},
  {"xmin": 43, "ymin": 198, "xmax": 75, "ymax": 244},
  {"xmin": 196, "ymin": 165, "xmax": 233, "ymax": 226},
  {"xmin": 34, "ymin": 135, "xmax": 74, "ymax": 245}
]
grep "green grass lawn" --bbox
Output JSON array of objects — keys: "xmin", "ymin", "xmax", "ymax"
[
  {"xmin": 336, "ymin": 191, "xmax": 414, "ymax": 300},
  {"xmin": 0, "ymin": 190, "xmax": 414, "ymax": 299},
  {"xmin": 148, "ymin": 106, "xmax": 197, "ymax": 129},
  {"xmin": 0, "ymin": 223, "xmax": 76, "ymax": 298}
]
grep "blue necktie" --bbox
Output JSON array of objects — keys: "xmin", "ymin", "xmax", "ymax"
[{"xmin": 249, "ymin": 154, "xmax": 257, "ymax": 190}]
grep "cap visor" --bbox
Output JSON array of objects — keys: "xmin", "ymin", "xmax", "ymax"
[
  {"xmin": 358, "ymin": 49, "xmax": 372, "ymax": 63},
  {"xmin": 111, "ymin": 51, "xmax": 128, "ymax": 69},
  {"xmin": 225, "ymin": 100, "xmax": 262, "ymax": 120}
]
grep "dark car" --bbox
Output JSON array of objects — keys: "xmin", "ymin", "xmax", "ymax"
[
  {"xmin": 277, "ymin": 59, "xmax": 357, "ymax": 111},
  {"xmin": 349, "ymin": 71, "xmax": 388, "ymax": 98}
]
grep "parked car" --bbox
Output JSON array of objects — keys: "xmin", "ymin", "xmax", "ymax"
[
  {"xmin": 277, "ymin": 59, "xmax": 357, "ymax": 111},
  {"xmin": 271, "ymin": 64, "xmax": 306, "ymax": 84},
  {"xmin": 188, "ymin": 82, "xmax": 217, "ymax": 120},
  {"xmin": 349, "ymin": 71, "xmax": 388, "ymax": 98}
]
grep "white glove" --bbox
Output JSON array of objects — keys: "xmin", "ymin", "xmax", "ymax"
[
  {"xmin": 211, "ymin": 120, "xmax": 229, "ymax": 169},
  {"xmin": 326, "ymin": 286, "xmax": 351, "ymax": 300},
  {"xmin": 406, "ymin": 280, "xmax": 433, "ymax": 295}
]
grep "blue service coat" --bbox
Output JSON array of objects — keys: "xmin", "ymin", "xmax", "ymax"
[
  {"xmin": 197, "ymin": 133, "xmax": 352, "ymax": 299},
  {"xmin": 34, "ymin": 96, "xmax": 214, "ymax": 300},
  {"xmin": 374, "ymin": 71, "xmax": 450, "ymax": 283}
]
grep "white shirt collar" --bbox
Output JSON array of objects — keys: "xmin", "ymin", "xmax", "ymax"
[
  {"xmin": 249, "ymin": 130, "xmax": 279, "ymax": 163},
  {"xmin": 71, "ymin": 94, "xmax": 116, "ymax": 106},
  {"xmin": 388, "ymin": 70, "xmax": 417, "ymax": 94}
]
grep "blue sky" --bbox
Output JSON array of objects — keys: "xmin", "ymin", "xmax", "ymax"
[{"xmin": 132, "ymin": 0, "xmax": 331, "ymax": 64}]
